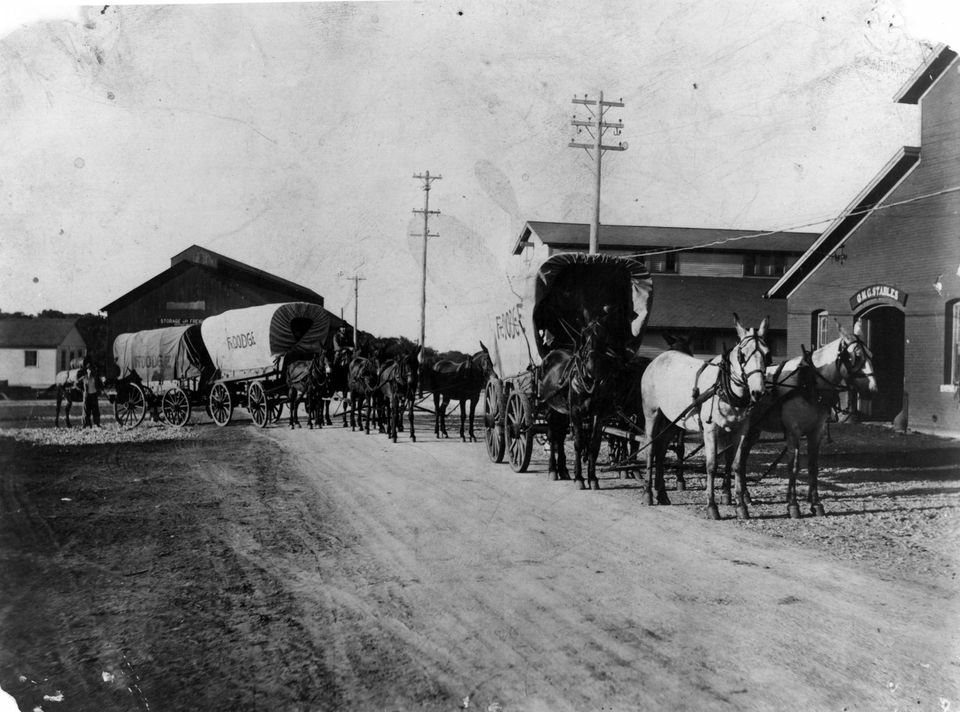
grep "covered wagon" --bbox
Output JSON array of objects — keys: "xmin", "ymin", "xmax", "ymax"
[
  {"xmin": 484, "ymin": 253, "xmax": 653, "ymax": 471},
  {"xmin": 200, "ymin": 302, "xmax": 333, "ymax": 427},
  {"xmin": 112, "ymin": 324, "xmax": 215, "ymax": 428}
]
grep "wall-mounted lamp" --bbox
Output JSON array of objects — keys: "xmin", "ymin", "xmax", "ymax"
[{"xmin": 832, "ymin": 244, "xmax": 847, "ymax": 266}]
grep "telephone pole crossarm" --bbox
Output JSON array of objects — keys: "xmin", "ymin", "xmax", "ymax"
[
  {"xmin": 412, "ymin": 171, "xmax": 442, "ymax": 349},
  {"xmin": 567, "ymin": 91, "xmax": 627, "ymax": 254}
]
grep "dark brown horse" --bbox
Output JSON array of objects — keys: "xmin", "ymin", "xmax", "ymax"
[
  {"xmin": 376, "ymin": 345, "xmax": 422, "ymax": 443},
  {"xmin": 286, "ymin": 353, "xmax": 328, "ymax": 429},
  {"xmin": 540, "ymin": 317, "xmax": 624, "ymax": 490},
  {"xmin": 424, "ymin": 343, "xmax": 493, "ymax": 442},
  {"xmin": 348, "ymin": 354, "xmax": 380, "ymax": 434}
]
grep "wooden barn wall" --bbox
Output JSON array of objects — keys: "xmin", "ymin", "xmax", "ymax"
[
  {"xmin": 106, "ymin": 266, "xmax": 324, "ymax": 369},
  {"xmin": 786, "ymin": 60, "xmax": 960, "ymax": 433}
]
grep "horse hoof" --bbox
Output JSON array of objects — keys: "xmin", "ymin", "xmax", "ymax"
[
  {"xmin": 644, "ymin": 490, "xmax": 654, "ymax": 506},
  {"xmin": 411, "ymin": 435, "xmax": 416, "ymax": 443},
  {"xmin": 677, "ymin": 479, "xmax": 686, "ymax": 492},
  {"xmin": 657, "ymin": 492, "xmax": 671, "ymax": 506},
  {"xmin": 706, "ymin": 505, "xmax": 721, "ymax": 520},
  {"xmin": 590, "ymin": 480, "xmax": 601, "ymax": 490},
  {"xmin": 788, "ymin": 504, "xmax": 802, "ymax": 519},
  {"xmin": 736, "ymin": 505, "xmax": 750, "ymax": 520},
  {"xmin": 721, "ymin": 493, "xmax": 732, "ymax": 506},
  {"xmin": 813, "ymin": 503, "xmax": 826, "ymax": 517}
]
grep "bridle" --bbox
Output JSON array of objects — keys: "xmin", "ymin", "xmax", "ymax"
[{"xmin": 718, "ymin": 331, "xmax": 770, "ymax": 407}]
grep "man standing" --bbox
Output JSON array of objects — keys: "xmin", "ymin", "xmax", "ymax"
[{"xmin": 77, "ymin": 362, "xmax": 102, "ymax": 428}]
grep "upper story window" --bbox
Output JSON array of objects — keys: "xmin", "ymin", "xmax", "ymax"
[
  {"xmin": 24, "ymin": 350, "xmax": 38, "ymax": 367},
  {"xmin": 744, "ymin": 252, "xmax": 787, "ymax": 277},
  {"xmin": 644, "ymin": 252, "xmax": 678, "ymax": 274}
]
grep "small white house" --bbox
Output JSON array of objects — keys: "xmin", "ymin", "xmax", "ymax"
[{"xmin": 0, "ymin": 319, "xmax": 87, "ymax": 388}]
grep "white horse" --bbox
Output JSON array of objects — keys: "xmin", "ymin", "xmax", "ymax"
[
  {"xmin": 729, "ymin": 320, "xmax": 878, "ymax": 518},
  {"xmin": 640, "ymin": 314, "xmax": 770, "ymax": 520},
  {"xmin": 54, "ymin": 368, "xmax": 83, "ymax": 427}
]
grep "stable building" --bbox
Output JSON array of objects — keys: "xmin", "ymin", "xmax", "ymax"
[
  {"xmin": 102, "ymin": 245, "xmax": 343, "ymax": 370},
  {"xmin": 767, "ymin": 44, "xmax": 959, "ymax": 432},
  {"xmin": 0, "ymin": 318, "xmax": 87, "ymax": 388},
  {"xmin": 513, "ymin": 221, "xmax": 818, "ymax": 358}
]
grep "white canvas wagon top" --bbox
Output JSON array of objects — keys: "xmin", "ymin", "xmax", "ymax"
[
  {"xmin": 488, "ymin": 253, "xmax": 653, "ymax": 379},
  {"xmin": 113, "ymin": 324, "xmax": 213, "ymax": 384},
  {"xmin": 200, "ymin": 302, "xmax": 331, "ymax": 380}
]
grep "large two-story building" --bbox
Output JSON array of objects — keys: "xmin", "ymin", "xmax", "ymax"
[{"xmin": 513, "ymin": 221, "xmax": 817, "ymax": 358}]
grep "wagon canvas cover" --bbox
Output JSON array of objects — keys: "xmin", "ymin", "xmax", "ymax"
[
  {"xmin": 489, "ymin": 253, "xmax": 653, "ymax": 379},
  {"xmin": 113, "ymin": 324, "xmax": 213, "ymax": 383},
  {"xmin": 201, "ymin": 302, "xmax": 331, "ymax": 379}
]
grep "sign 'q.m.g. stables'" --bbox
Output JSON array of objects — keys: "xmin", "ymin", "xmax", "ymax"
[{"xmin": 849, "ymin": 284, "xmax": 908, "ymax": 311}]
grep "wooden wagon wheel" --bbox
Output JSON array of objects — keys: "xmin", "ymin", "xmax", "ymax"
[
  {"xmin": 114, "ymin": 382, "xmax": 147, "ymax": 429},
  {"xmin": 161, "ymin": 386, "xmax": 191, "ymax": 427},
  {"xmin": 506, "ymin": 390, "xmax": 534, "ymax": 473},
  {"xmin": 209, "ymin": 382, "xmax": 233, "ymax": 427},
  {"xmin": 483, "ymin": 377, "xmax": 505, "ymax": 463},
  {"xmin": 247, "ymin": 381, "xmax": 270, "ymax": 428}
]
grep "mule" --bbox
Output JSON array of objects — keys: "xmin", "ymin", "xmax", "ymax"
[
  {"xmin": 286, "ymin": 353, "xmax": 329, "ymax": 429},
  {"xmin": 728, "ymin": 320, "xmax": 877, "ymax": 518},
  {"xmin": 324, "ymin": 347, "xmax": 353, "ymax": 428},
  {"xmin": 425, "ymin": 343, "xmax": 493, "ymax": 441},
  {"xmin": 640, "ymin": 314, "xmax": 770, "ymax": 519},
  {"xmin": 376, "ymin": 345, "xmax": 422, "ymax": 443}
]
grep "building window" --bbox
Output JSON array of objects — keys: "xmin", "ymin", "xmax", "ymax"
[
  {"xmin": 744, "ymin": 252, "xmax": 787, "ymax": 277},
  {"xmin": 24, "ymin": 350, "xmax": 38, "ymax": 367},
  {"xmin": 810, "ymin": 309, "xmax": 830, "ymax": 349},
  {"xmin": 644, "ymin": 252, "xmax": 678, "ymax": 273},
  {"xmin": 947, "ymin": 300, "xmax": 960, "ymax": 385}
]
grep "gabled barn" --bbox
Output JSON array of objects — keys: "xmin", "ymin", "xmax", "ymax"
[
  {"xmin": 767, "ymin": 44, "xmax": 959, "ymax": 432},
  {"xmin": 102, "ymin": 246, "xmax": 341, "ymax": 371},
  {"xmin": 0, "ymin": 318, "xmax": 87, "ymax": 388}
]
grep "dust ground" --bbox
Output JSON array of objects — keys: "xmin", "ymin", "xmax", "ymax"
[{"xmin": 1, "ymin": 414, "xmax": 958, "ymax": 711}]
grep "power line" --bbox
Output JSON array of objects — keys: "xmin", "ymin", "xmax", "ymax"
[{"xmin": 620, "ymin": 184, "xmax": 960, "ymax": 259}]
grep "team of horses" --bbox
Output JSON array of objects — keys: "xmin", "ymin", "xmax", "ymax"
[
  {"xmin": 530, "ymin": 301, "xmax": 877, "ymax": 520},
  {"xmin": 55, "ymin": 312, "xmax": 876, "ymax": 521}
]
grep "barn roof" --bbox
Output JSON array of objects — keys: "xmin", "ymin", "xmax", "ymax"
[
  {"xmin": 0, "ymin": 318, "xmax": 80, "ymax": 348},
  {"xmin": 513, "ymin": 221, "xmax": 817, "ymax": 256},
  {"xmin": 893, "ymin": 44, "xmax": 958, "ymax": 105},
  {"xmin": 765, "ymin": 145, "xmax": 921, "ymax": 300},
  {"xmin": 648, "ymin": 276, "xmax": 785, "ymax": 330},
  {"xmin": 101, "ymin": 246, "xmax": 323, "ymax": 312}
]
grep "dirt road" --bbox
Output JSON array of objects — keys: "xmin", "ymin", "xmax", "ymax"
[{"xmin": 1, "ymin": 418, "xmax": 958, "ymax": 711}]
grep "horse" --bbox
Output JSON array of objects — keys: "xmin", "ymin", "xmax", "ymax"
[
  {"xmin": 540, "ymin": 316, "xmax": 626, "ymax": 490},
  {"xmin": 348, "ymin": 354, "xmax": 380, "ymax": 434},
  {"xmin": 376, "ymin": 345, "xmax": 422, "ymax": 443},
  {"xmin": 54, "ymin": 368, "xmax": 83, "ymax": 427},
  {"xmin": 640, "ymin": 314, "xmax": 770, "ymax": 519},
  {"xmin": 424, "ymin": 343, "xmax": 493, "ymax": 442},
  {"xmin": 727, "ymin": 320, "xmax": 877, "ymax": 518},
  {"xmin": 285, "ymin": 353, "xmax": 329, "ymax": 429},
  {"xmin": 607, "ymin": 333, "xmax": 694, "ymax": 483}
]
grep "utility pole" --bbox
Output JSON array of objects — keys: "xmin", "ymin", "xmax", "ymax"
[
  {"xmin": 412, "ymin": 171, "xmax": 441, "ymax": 349},
  {"xmin": 569, "ymin": 92, "xmax": 628, "ymax": 254},
  {"xmin": 338, "ymin": 272, "xmax": 366, "ymax": 348}
]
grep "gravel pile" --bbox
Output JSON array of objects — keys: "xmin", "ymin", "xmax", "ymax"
[{"xmin": 1, "ymin": 422, "xmax": 200, "ymax": 446}]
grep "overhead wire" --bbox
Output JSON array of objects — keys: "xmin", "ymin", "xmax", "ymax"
[{"xmin": 621, "ymin": 184, "xmax": 960, "ymax": 259}]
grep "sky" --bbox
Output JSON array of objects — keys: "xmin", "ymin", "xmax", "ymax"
[{"xmin": 0, "ymin": 0, "xmax": 957, "ymax": 350}]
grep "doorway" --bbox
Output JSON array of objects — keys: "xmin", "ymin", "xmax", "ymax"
[{"xmin": 857, "ymin": 305, "xmax": 905, "ymax": 421}]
